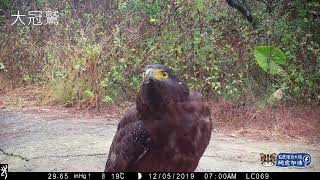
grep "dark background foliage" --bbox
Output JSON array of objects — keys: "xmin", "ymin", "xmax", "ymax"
[{"xmin": 0, "ymin": 0, "xmax": 319, "ymax": 108}]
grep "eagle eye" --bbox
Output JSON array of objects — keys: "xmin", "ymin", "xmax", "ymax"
[{"xmin": 161, "ymin": 71, "xmax": 168, "ymax": 78}]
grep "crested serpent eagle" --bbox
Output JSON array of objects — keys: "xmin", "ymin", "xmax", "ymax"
[{"xmin": 104, "ymin": 64, "xmax": 212, "ymax": 172}]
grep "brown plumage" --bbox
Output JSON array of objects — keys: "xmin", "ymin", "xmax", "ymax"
[{"xmin": 104, "ymin": 64, "xmax": 212, "ymax": 172}]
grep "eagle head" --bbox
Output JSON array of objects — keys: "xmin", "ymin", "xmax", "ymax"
[{"xmin": 138, "ymin": 64, "xmax": 189, "ymax": 111}]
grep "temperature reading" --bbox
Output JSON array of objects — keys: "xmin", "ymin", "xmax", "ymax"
[{"xmin": 111, "ymin": 173, "xmax": 125, "ymax": 180}]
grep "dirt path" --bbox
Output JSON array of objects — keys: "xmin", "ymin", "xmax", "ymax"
[{"xmin": 0, "ymin": 108, "xmax": 319, "ymax": 172}]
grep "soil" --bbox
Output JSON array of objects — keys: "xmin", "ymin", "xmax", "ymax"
[{"xmin": 1, "ymin": 107, "xmax": 319, "ymax": 172}]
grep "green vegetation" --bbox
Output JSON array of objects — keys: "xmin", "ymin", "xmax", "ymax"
[
  {"xmin": 254, "ymin": 46, "xmax": 286, "ymax": 75},
  {"xmin": 0, "ymin": 0, "xmax": 319, "ymax": 107}
]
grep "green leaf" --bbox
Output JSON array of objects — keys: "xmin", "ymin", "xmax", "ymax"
[
  {"xmin": 254, "ymin": 46, "xmax": 286, "ymax": 75},
  {"xmin": 145, "ymin": 0, "xmax": 160, "ymax": 16},
  {"xmin": 193, "ymin": 30, "xmax": 202, "ymax": 46},
  {"xmin": 149, "ymin": 18, "xmax": 158, "ymax": 24},
  {"xmin": 0, "ymin": 62, "xmax": 5, "ymax": 70},
  {"xmin": 103, "ymin": 95, "xmax": 113, "ymax": 103},
  {"xmin": 100, "ymin": 78, "xmax": 109, "ymax": 87},
  {"xmin": 83, "ymin": 90, "xmax": 94, "ymax": 98},
  {"xmin": 196, "ymin": 0, "xmax": 204, "ymax": 11}
]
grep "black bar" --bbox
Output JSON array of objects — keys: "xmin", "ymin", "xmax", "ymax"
[
  {"xmin": 5, "ymin": 172, "xmax": 320, "ymax": 180},
  {"xmin": 8, "ymin": 172, "xmax": 134, "ymax": 180}
]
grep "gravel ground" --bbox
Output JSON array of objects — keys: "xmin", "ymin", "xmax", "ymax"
[{"xmin": 0, "ymin": 108, "xmax": 319, "ymax": 172}]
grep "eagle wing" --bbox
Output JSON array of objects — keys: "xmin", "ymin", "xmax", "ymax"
[{"xmin": 104, "ymin": 108, "xmax": 151, "ymax": 172}]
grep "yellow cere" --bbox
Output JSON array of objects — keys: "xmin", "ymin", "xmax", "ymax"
[{"xmin": 146, "ymin": 68, "xmax": 169, "ymax": 81}]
